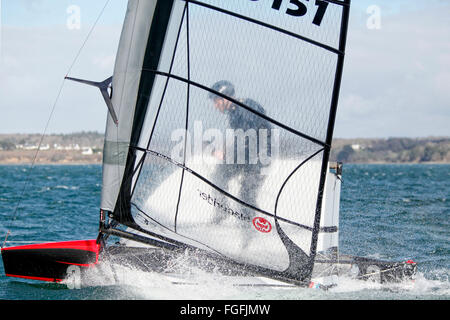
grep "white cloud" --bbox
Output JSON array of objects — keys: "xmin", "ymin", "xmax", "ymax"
[
  {"xmin": 0, "ymin": 24, "xmax": 122, "ymax": 134},
  {"xmin": 335, "ymin": 3, "xmax": 450, "ymax": 138}
]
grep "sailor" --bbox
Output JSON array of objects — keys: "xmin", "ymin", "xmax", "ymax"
[{"xmin": 207, "ymin": 80, "xmax": 272, "ymax": 224}]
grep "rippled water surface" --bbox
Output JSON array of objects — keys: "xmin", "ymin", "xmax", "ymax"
[{"xmin": 0, "ymin": 164, "xmax": 448, "ymax": 300}]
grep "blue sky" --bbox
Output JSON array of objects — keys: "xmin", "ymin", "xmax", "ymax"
[
  {"xmin": 0, "ymin": 0, "xmax": 449, "ymax": 138},
  {"xmin": 1, "ymin": 0, "xmax": 127, "ymax": 26}
]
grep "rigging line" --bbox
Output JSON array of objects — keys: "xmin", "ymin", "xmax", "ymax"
[
  {"xmin": 141, "ymin": 69, "xmax": 330, "ymax": 149},
  {"xmin": 174, "ymin": 1, "xmax": 191, "ymax": 232},
  {"xmin": 145, "ymin": 5, "xmax": 187, "ymax": 149},
  {"xmin": 130, "ymin": 4, "xmax": 187, "ymax": 199},
  {"xmin": 321, "ymin": 0, "xmax": 350, "ymax": 6},
  {"xmin": 2, "ymin": 81, "xmax": 65, "ymax": 249},
  {"xmin": 184, "ymin": 0, "xmax": 343, "ymax": 56},
  {"xmin": 274, "ymin": 147, "xmax": 324, "ymax": 217},
  {"xmin": 65, "ymin": 0, "xmax": 111, "ymax": 77},
  {"xmin": 2, "ymin": 0, "xmax": 111, "ymax": 248},
  {"xmin": 130, "ymin": 202, "xmax": 226, "ymax": 257}
]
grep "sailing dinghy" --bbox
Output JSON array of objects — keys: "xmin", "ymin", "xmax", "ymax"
[{"xmin": 1, "ymin": 0, "xmax": 416, "ymax": 289}]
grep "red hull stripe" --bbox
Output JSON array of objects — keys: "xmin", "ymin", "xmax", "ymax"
[
  {"xmin": 55, "ymin": 261, "xmax": 97, "ymax": 267},
  {"xmin": 5, "ymin": 274, "xmax": 63, "ymax": 283},
  {"xmin": 1, "ymin": 239, "xmax": 99, "ymax": 253}
]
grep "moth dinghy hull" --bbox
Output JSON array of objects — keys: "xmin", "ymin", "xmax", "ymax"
[
  {"xmin": 0, "ymin": 243, "xmax": 417, "ymax": 289},
  {"xmin": 101, "ymin": 243, "xmax": 417, "ymax": 289},
  {"xmin": 1, "ymin": 240, "xmax": 101, "ymax": 283}
]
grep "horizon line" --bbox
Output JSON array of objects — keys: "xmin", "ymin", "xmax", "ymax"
[{"xmin": 0, "ymin": 131, "xmax": 449, "ymax": 140}]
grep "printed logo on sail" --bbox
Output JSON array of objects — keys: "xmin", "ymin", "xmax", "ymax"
[{"xmin": 252, "ymin": 217, "xmax": 272, "ymax": 233}]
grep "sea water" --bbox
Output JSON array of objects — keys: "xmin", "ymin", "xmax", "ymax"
[{"xmin": 0, "ymin": 164, "xmax": 448, "ymax": 300}]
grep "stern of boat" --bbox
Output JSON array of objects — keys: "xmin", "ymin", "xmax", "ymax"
[{"xmin": 1, "ymin": 239, "xmax": 101, "ymax": 283}]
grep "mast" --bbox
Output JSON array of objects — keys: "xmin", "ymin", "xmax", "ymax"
[
  {"xmin": 113, "ymin": 0, "xmax": 175, "ymax": 224},
  {"xmin": 100, "ymin": 0, "xmax": 159, "ymax": 214},
  {"xmin": 308, "ymin": 0, "xmax": 351, "ymax": 283}
]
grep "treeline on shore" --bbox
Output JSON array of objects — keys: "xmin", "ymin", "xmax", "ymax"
[
  {"xmin": 329, "ymin": 137, "xmax": 450, "ymax": 163},
  {"xmin": 0, "ymin": 132, "xmax": 449, "ymax": 164}
]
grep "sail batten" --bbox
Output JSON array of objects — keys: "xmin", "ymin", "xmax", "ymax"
[
  {"xmin": 105, "ymin": 0, "xmax": 351, "ymax": 284},
  {"xmin": 140, "ymin": 70, "xmax": 330, "ymax": 148},
  {"xmin": 129, "ymin": 145, "xmax": 336, "ymax": 234},
  {"xmin": 184, "ymin": 0, "xmax": 344, "ymax": 55}
]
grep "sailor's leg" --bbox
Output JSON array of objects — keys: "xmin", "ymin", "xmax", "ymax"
[
  {"xmin": 238, "ymin": 166, "xmax": 266, "ymax": 249},
  {"xmin": 239, "ymin": 166, "xmax": 266, "ymax": 211},
  {"xmin": 210, "ymin": 165, "xmax": 238, "ymax": 224}
]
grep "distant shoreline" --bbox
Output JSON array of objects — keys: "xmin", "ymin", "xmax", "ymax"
[
  {"xmin": 1, "ymin": 132, "xmax": 449, "ymax": 165},
  {"xmin": 1, "ymin": 157, "xmax": 448, "ymax": 166},
  {"xmin": 0, "ymin": 152, "xmax": 102, "ymax": 165},
  {"xmin": 0, "ymin": 162, "xmax": 102, "ymax": 166}
]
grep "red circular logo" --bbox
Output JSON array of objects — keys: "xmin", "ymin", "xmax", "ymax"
[{"xmin": 252, "ymin": 217, "xmax": 272, "ymax": 233}]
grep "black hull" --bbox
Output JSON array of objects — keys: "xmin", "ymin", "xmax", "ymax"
[
  {"xmin": 1, "ymin": 240, "xmax": 100, "ymax": 283},
  {"xmin": 331, "ymin": 254, "xmax": 417, "ymax": 284},
  {"xmin": 1, "ymin": 240, "xmax": 417, "ymax": 288},
  {"xmin": 104, "ymin": 245, "xmax": 417, "ymax": 287}
]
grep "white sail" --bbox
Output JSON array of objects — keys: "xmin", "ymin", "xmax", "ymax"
[
  {"xmin": 104, "ymin": 0, "xmax": 350, "ymax": 284},
  {"xmin": 101, "ymin": 0, "xmax": 157, "ymax": 211}
]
